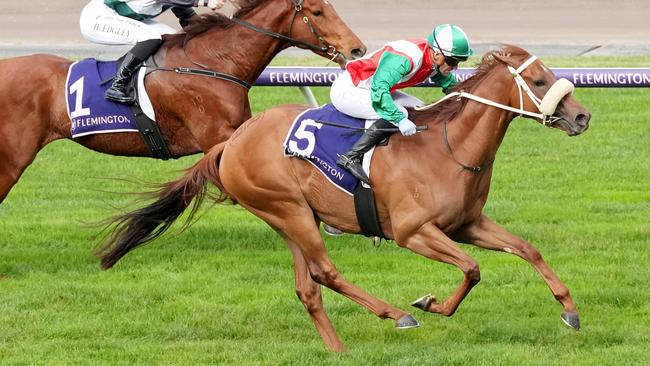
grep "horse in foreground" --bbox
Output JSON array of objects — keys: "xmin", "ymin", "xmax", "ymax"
[
  {"xmin": 0, "ymin": 0, "xmax": 365, "ymax": 203},
  {"xmin": 97, "ymin": 45, "xmax": 591, "ymax": 351}
]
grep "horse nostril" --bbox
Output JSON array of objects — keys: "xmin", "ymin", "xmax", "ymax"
[
  {"xmin": 351, "ymin": 47, "xmax": 366, "ymax": 59},
  {"xmin": 575, "ymin": 113, "xmax": 589, "ymax": 127}
]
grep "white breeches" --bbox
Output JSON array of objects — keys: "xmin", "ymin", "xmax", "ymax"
[
  {"xmin": 80, "ymin": 0, "xmax": 177, "ymax": 45},
  {"xmin": 329, "ymin": 71, "xmax": 423, "ymax": 120}
]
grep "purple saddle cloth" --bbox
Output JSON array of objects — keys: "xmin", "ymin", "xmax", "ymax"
[
  {"xmin": 284, "ymin": 104, "xmax": 368, "ymax": 194},
  {"xmin": 65, "ymin": 59, "xmax": 138, "ymax": 138}
]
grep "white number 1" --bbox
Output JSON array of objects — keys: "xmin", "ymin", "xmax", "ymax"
[{"xmin": 69, "ymin": 77, "xmax": 91, "ymax": 119}]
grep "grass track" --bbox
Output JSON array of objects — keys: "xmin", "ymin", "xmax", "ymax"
[{"xmin": 1, "ymin": 56, "xmax": 649, "ymax": 365}]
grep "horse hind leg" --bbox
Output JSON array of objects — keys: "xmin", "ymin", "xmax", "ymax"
[
  {"xmin": 284, "ymin": 236, "xmax": 346, "ymax": 352},
  {"xmin": 252, "ymin": 204, "xmax": 419, "ymax": 335}
]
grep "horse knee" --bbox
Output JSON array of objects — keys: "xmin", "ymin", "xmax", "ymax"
[
  {"xmin": 465, "ymin": 262, "xmax": 481, "ymax": 284},
  {"xmin": 295, "ymin": 288, "xmax": 322, "ymax": 312},
  {"xmin": 308, "ymin": 264, "xmax": 341, "ymax": 288}
]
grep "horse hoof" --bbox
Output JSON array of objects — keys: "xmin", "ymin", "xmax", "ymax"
[
  {"xmin": 323, "ymin": 224, "xmax": 344, "ymax": 236},
  {"xmin": 396, "ymin": 314, "xmax": 420, "ymax": 329},
  {"xmin": 411, "ymin": 294, "xmax": 435, "ymax": 311},
  {"xmin": 561, "ymin": 311, "xmax": 581, "ymax": 330}
]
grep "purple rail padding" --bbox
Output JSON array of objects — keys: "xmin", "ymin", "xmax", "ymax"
[{"xmin": 255, "ymin": 67, "xmax": 650, "ymax": 88}]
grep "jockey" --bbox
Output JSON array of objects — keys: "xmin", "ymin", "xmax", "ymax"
[
  {"xmin": 330, "ymin": 24, "xmax": 473, "ymax": 185},
  {"xmin": 80, "ymin": 0, "xmax": 226, "ymax": 104}
]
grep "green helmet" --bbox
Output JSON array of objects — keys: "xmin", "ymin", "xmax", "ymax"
[{"xmin": 427, "ymin": 24, "xmax": 474, "ymax": 59}]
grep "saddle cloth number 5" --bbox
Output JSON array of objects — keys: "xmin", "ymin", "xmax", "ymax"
[{"xmin": 288, "ymin": 118, "xmax": 323, "ymax": 156}]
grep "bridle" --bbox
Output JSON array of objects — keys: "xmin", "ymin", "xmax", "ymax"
[
  {"xmin": 229, "ymin": 0, "xmax": 340, "ymax": 60},
  {"xmin": 149, "ymin": 0, "xmax": 342, "ymax": 90},
  {"xmin": 416, "ymin": 55, "xmax": 576, "ymax": 173}
]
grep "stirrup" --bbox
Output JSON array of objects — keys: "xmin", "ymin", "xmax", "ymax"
[
  {"xmin": 336, "ymin": 154, "xmax": 360, "ymax": 168},
  {"xmin": 342, "ymin": 160, "xmax": 370, "ymax": 184},
  {"xmin": 336, "ymin": 155, "xmax": 351, "ymax": 167}
]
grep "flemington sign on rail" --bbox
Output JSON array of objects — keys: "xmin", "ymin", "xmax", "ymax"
[
  {"xmin": 555, "ymin": 68, "xmax": 650, "ymax": 87},
  {"xmin": 256, "ymin": 67, "xmax": 650, "ymax": 88}
]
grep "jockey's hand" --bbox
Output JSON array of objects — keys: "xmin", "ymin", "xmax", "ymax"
[
  {"xmin": 208, "ymin": 0, "xmax": 226, "ymax": 10},
  {"xmin": 179, "ymin": 14, "xmax": 200, "ymax": 28},
  {"xmin": 398, "ymin": 118, "xmax": 417, "ymax": 136}
]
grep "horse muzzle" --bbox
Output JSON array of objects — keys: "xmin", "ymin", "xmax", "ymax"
[
  {"xmin": 540, "ymin": 79, "xmax": 591, "ymax": 136},
  {"xmin": 332, "ymin": 44, "xmax": 366, "ymax": 69},
  {"xmin": 550, "ymin": 110, "xmax": 591, "ymax": 136}
]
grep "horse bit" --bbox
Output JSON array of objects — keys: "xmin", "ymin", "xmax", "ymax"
[{"xmin": 416, "ymin": 55, "xmax": 576, "ymax": 172}]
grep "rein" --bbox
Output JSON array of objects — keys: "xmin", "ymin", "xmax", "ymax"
[
  {"xmin": 415, "ymin": 55, "xmax": 575, "ymax": 173},
  {"xmin": 147, "ymin": 64, "xmax": 253, "ymax": 89},
  {"xmin": 440, "ymin": 119, "xmax": 491, "ymax": 173},
  {"xmin": 147, "ymin": 0, "xmax": 339, "ymax": 89},
  {"xmin": 315, "ymin": 120, "xmax": 428, "ymax": 133},
  {"xmin": 230, "ymin": 1, "xmax": 339, "ymax": 58}
]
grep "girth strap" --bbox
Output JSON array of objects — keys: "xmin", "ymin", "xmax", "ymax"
[
  {"xmin": 130, "ymin": 104, "xmax": 174, "ymax": 160},
  {"xmin": 129, "ymin": 75, "xmax": 174, "ymax": 160},
  {"xmin": 354, "ymin": 183, "xmax": 385, "ymax": 238}
]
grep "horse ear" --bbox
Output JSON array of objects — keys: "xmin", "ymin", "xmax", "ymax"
[{"xmin": 492, "ymin": 52, "xmax": 518, "ymax": 68}]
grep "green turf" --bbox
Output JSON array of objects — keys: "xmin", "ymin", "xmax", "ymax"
[{"xmin": 1, "ymin": 56, "xmax": 649, "ymax": 365}]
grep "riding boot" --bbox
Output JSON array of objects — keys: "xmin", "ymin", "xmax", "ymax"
[
  {"xmin": 336, "ymin": 119, "xmax": 395, "ymax": 185},
  {"xmin": 105, "ymin": 39, "xmax": 162, "ymax": 104}
]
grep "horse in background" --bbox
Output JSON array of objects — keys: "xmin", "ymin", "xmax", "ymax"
[
  {"xmin": 96, "ymin": 45, "xmax": 590, "ymax": 351},
  {"xmin": 0, "ymin": 0, "xmax": 365, "ymax": 203}
]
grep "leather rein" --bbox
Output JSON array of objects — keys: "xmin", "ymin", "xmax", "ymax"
[
  {"xmin": 416, "ymin": 55, "xmax": 574, "ymax": 173},
  {"xmin": 148, "ymin": 0, "xmax": 340, "ymax": 90}
]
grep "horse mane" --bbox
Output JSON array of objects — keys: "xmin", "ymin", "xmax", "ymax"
[
  {"xmin": 163, "ymin": 0, "xmax": 267, "ymax": 48},
  {"xmin": 408, "ymin": 45, "xmax": 532, "ymax": 124}
]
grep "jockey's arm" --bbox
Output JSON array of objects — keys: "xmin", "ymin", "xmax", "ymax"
[
  {"xmin": 370, "ymin": 52, "xmax": 412, "ymax": 125},
  {"xmin": 431, "ymin": 71, "xmax": 458, "ymax": 94},
  {"xmin": 171, "ymin": 6, "xmax": 197, "ymax": 27},
  {"xmin": 161, "ymin": 0, "xmax": 225, "ymax": 27}
]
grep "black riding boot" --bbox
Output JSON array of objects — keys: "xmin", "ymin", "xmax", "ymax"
[
  {"xmin": 105, "ymin": 39, "xmax": 162, "ymax": 104},
  {"xmin": 336, "ymin": 119, "xmax": 395, "ymax": 185}
]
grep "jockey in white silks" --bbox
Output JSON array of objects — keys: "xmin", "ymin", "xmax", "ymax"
[
  {"xmin": 330, "ymin": 24, "xmax": 473, "ymax": 185},
  {"xmin": 80, "ymin": 0, "xmax": 225, "ymax": 104}
]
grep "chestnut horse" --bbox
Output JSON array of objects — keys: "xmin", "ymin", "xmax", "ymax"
[
  {"xmin": 97, "ymin": 46, "xmax": 591, "ymax": 351},
  {"xmin": 0, "ymin": 0, "xmax": 365, "ymax": 203}
]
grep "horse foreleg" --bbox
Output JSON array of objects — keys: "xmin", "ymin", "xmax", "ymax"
[
  {"xmin": 285, "ymin": 237, "xmax": 345, "ymax": 352},
  {"xmin": 454, "ymin": 214, "xmax": 580, "ymax": 330},
  {"xmin": 396, "ymin": 222, "xmax": 480, "ymax": 317},
  {"xmin": 0, "ymin": 140, "xmax": 42, "ymax": 203}
]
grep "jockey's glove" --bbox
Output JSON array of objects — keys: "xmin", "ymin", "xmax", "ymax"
[
  {"xmin": 202, "ymin": 0, "xmax": 225, "ymax": 10},
  {"xmin": 398, "ymin": 118, "xmax": 417, "ymax": 136}
]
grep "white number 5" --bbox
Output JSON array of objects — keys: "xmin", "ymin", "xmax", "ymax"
[{"xmin": 289, "ymin": 118, "xmax": 323, "ymax": 156}]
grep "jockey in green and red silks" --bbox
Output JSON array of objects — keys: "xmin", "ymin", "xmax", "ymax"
[
  {"xmin": 331, "ymin": 24, "xmax": 473, "ymax": 185},
  {"xmin": 80, "ymin": 0, "xmax": 226, "ymax": 104}
]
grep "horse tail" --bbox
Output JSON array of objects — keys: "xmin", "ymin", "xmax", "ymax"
[{"xmin": 95, "ymin": 143, "xmax": 228, "ymax": 269}]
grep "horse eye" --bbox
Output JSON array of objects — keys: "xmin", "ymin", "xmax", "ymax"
[
  {"xmin": 313, "ymin": 10, "xmax": 323, "ymax": 16},
  {"xmin": 534, "ymin": 80, "xmax": 546, "ymax": 87}
]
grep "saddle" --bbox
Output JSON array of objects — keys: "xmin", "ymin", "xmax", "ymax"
[
  {"xmin": 283, "ymin": 104, "xmax": 386, "ymax": 238},
  {"xmin": 65, "ymin": 58, "xmax": 173, "ymax": 160}
]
